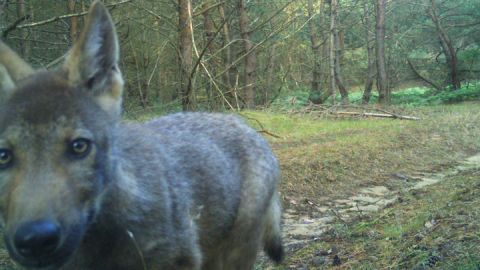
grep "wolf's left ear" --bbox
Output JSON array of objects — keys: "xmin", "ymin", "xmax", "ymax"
[{"xmin": 63, "ymin": 1, "xmax": 123, "ymax": 116}]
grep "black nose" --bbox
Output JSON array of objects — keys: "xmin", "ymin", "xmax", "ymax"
[{"xmin": 14, "ymin": 220, "xmax": 61, "ymax": 258}]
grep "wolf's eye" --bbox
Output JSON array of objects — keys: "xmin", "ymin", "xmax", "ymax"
[
  {"xmin": 0, "ymin": 149, "xmax": 13, "ymax": 169},
  {"xmin": 68, "ymin": 138, "xmax": 92, "ymax": 159}
]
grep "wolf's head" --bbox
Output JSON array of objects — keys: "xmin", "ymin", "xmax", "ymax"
[{"xmin": 0, "ymin": 1, "xmax": 123, "ymax": 268}]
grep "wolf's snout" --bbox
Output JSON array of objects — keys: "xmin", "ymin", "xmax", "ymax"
[{"xmin": 14, "ymin": 220, "xmax": 61, "ymax": 259}]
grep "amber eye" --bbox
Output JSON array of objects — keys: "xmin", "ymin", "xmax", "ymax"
[
  {"xmin": 68, "ymin": 138, "xmax": 92, "ymax": 159},
  {"xmin": 0, "ymin": 149, "xmax": 13, "ymax": 169}
]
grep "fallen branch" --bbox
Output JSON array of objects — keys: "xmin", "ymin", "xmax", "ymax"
[
  {"xmin": 289, "ymin": 103, "xmax": 420, "ymax": 120},
  {"xmin": 258, "ymin": 130, "xmax": 283, "ymax": 139},
  {"xmin": 334, "ymin": 111, "xmax": 420, "ymax": 120}
]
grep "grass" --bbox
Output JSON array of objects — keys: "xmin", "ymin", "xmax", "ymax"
[
  {"xmin": 242, "ymin": 103, "xmax": 480, "ymax": 210},
  {"xmin": 282, "ymin": 169, "xmax": 480, "ymax": 269},
  {"xmin": 250, "ymin": 102, "xmax": 480, "ymax": 269}
]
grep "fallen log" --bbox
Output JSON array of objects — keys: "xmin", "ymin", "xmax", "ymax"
[{"xmin": 333, "ymin": 111, "xmax": 420, "ymax": 120}]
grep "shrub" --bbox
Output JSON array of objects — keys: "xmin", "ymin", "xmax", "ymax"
[{"xmin": 274, "ymin": 82, "xmax": 480, "ymax": 108}]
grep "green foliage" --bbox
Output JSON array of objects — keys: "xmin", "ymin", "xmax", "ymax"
[
  {"xmin": 274, "ymin": 82, "xmax": 480, "ymax": 109},
  {"xmin": 270, "ymin": 89, "xmax": 312, "ymax": 110},
  {"xmin": 426, "ymin": 83, "xmax": 480, "ymax": 104}
]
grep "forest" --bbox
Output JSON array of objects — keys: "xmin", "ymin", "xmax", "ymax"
[
  {"xmin": 1, "ymin": 0, "xmax": 478, "ymax": 111},
  {"xmin": 0, "ymin": 0, "xmax": 480, "ymax": 269}
]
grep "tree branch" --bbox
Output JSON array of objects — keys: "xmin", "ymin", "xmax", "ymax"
[
  {"xmin": 15, "ymin": 0, "xmax": 132, "ymax": 29},
  {"xmin": 2, "ymin": 15, "xmax": 30, "ymax": 38},
  {"xmin": 192, "ymin": 1, "xmax": 225, "ymax": 17},
  {"xmin": 406, "ymin": 58, "xmax": 442, "ymax": 91}
]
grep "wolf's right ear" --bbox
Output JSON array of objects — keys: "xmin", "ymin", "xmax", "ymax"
[
  {"xmin": 0, "ymin": 41, "xmax": 35, "ymax": 99},
  {"xmin": 0, "ymin": 41, "xmax": 35, "ymax": 82},
  {"xmin": 0, "ymin": 64, "xmax": 15, "ymax": 99},
  {"xmin": 63, "ymin": 1, "xmax": 124, "ymax": 117}
]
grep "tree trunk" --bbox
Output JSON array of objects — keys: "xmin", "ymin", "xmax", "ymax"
[
  {"xmin": 67, "ymin": 0, "xmax": 78, "ymax": 44},
  {"xmin": 202, "ymin": 0, "xmax": 216, "ymax": 107},
  {"xmin": 218, "ymin": 3, "xmax": 234, "ymax": 95},
  {"xmin": 428, "ymin": 0, "xmax": 460, "ymax": 90},
  {"xmin": 319, "ymin": 0, "xmax": 329, "ymax": 96},
  {"xmin": 375, "ymin": 0, "xmax": 389, "ymax": 104},
  {"xmin": 307, "ymin": 0, "xmax": 323, "ymax": 104},
  {"xmin": 329, "ymin": 0, "xmax": 337, "ymax": 104},
  {"xmin": 178, "ymin": 0, "xmax": 194, "ymax": 110},
  {"xmin": 362, "ymin": 2, "xmax": 376, "ymax": 104},
  {"xmin": 238, "ymin": 0, "xmax": 257, "ymax": 109},
  {"xmin": 16, "ymin": 0, "xmax": 29, "ymax": 58},
  {"xmin": 265, "ymin": 43, "xmax": 276, "ymax": 105},
  {"xmin": 322, "ymin": 32, "xmax": 330, "ymax": 92},
  {"xmin": 333, "ymin": 12, "xmax": 348, "ymax": 105}
]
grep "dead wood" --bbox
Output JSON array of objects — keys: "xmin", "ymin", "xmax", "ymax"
[{"xmin": 289, "ymin": 103, "xmax": 420, "ymax": 120}]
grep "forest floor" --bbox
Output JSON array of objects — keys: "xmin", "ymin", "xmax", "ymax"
[{"xmin": 250, "ymin": 102, "xmax": 480, "ymax": 269}]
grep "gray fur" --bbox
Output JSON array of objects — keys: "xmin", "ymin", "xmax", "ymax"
[{"xmin": 0, "ymin": 1, "xmax": 283, "ymax": 269}]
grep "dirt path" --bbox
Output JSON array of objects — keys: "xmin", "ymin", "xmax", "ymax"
[{"xmin": 281, "ymin": 153, "xmax": 480, "ymax": 250}]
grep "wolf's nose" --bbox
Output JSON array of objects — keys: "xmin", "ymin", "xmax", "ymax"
[{"xmin": 14, "ymin": 220, "xmax": 61, "ymax": 258}]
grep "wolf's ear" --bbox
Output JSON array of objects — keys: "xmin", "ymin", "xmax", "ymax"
[
  {"xmin": 0, "ymin": 41, "xmax": 35, "ymax": 100},
  {"xmin": 63, "ymin": 1, "xmax": 123, "ymax": 116},
  {"xmin": 0, "ymin": 64, "xmax": 15, "ymax": 99},
  {"xmin": 0, "ymin": 41, "xmax": 35, "ymax": 82}
]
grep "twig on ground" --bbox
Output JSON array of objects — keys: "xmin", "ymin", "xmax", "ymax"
[
  {"xmin": 241, "ymin": 114, "xmax": 283, "ymax": 139},
  {"xmin": 330, "ymin": 209, "xmax": 348, "ymax": 225},
  {"xmin": 258, "ymin": 130, "xmax": 282, "ymax": 139}
]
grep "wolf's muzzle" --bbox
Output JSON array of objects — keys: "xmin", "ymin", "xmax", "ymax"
[
  {"xmin": 5, "ymin": 218, "xmax": 87, "ymax": 269},
  {"xmin": 14, "ymin": 220, "xmax": 61, "ymax": 259}
]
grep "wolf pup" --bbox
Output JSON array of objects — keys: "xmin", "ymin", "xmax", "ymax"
[{"xmin": 0, "ymin": 1, "xmax": 283, "ymax": 269}]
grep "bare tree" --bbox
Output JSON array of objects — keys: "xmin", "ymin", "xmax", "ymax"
[
  {"xmin": 67, "ymin": 0, "xmax": 78, "ymax": 44},
  {"xmin": 329, "ymin": 0, "xmax": 337, "ymax": 104},
  {"xmin": 178, "ymin": 0, "xmax": 194, "ymax": 110},
  {"xmin": 238, "ymin": 0, "xmax": 257, "ymax": 109},
  {"xmin": 428, "ymin": 0, "xmax": 460, "ymax": 90},
  {"xmin": 218, "ymin": 3, "xmax": 234, "ymax": 95},
  {"xmin": 16, "ymin": 0, "xmax": 29, "ymax": 57},
  {"xmin": 375, "ymin": 0, "xmax": 389, "ymax": 104},
  {"xmin": 202, "ymin": 0, "xmax": 217, "ymax": 105},
  {"xmin": 333, "ymin": 19, "xmax": 349, "ymax": 105},
  {"xmin": 307, "ymin": 0, "xmax": 323, "ymax": 104},
  {"xmin": 362, "ymin": 1, "xmax": 376, "ymax": 104},
  {"xmin": 264, "ymin": 42, "xmax": 276, "ymax": 104},
  {"xmin": 328, "ymin": 0, "xmax": 348, "ymax": 104}
]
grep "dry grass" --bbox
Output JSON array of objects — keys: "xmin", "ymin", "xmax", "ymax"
[
  {"xmin": 250, "ymin": 102, "xmax": 480, "ymax": 269},
  {"xmin": 280, "ymin": 167, "xmax": 480, "ymax": 269},
  {"xmin": 243, "ymin": 103, "xmax": 480, "ymax": 213}
]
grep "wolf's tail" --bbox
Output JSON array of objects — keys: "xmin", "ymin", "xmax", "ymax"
[{"xmin": 263, "ymin": 192, "xmax": 284, "ymax": 263}]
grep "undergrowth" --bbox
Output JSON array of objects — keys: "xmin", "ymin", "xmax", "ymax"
[{"xmin": 271, "ymin": 82, "xmax": 480, "ymax": 110}]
